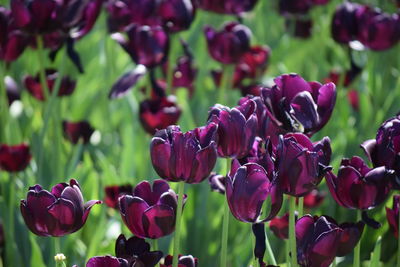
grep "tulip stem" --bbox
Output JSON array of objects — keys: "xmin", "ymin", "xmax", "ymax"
[
  {"xmin": 397, "ymin": 212, "xmax": 400, "ymax": 267},
  {"xmin": 353, "ymin": 210, "xmax": 362, "ymax": 267},
  {"xmin": 289, "ymin": 196, "xmax": 298, "ymax": 267},
  {"xmin": 221, "ymin": 158, "xmax": 232, "ymax": 267},
  {"xmin": 172, "ymin": 182, "xmax": 185, "ymax": 267},
  {"xmin": 297, "ymin": 197, "xmax": 303, "ymax": 218},
  {"xmin": 5, "ymin": 174, "xmax": 15, "ymax": 266},
  {"xmin": 0, "ymin": 61, "xmax": 8, "ymax": 142},
  {"xmin": 36, "ymin": 35, "xmax": 50, "ymax": 99},
  {"xmin": 218, "ymin": 65, "xmax": 234, "ymax": 105},
  {"xmin": 166, "ymin": 35, "xmax": 180, "ymax": 96},
  {"xmin": 265, "ymin": 230, "xmax": 277, "ymax": 266}
]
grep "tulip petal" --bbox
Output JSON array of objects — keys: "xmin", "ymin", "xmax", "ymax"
[
  {"xmin": 119, "ymin": 196, "xmax": 149, "ymax": 238},
  {"xmin": 109, "ymin": 65, "xmax": 147, "ymax": 99},
  {"xmin": 291, "ymin": 91, "xmax": 319, "ymax": 131},
  {"xmin": 142, "ymin": 204, "xmax": 175, "ymax": 239},
  {"xmin": 337, "ymin": 222, "xmax": 364, "ymax": 256}
]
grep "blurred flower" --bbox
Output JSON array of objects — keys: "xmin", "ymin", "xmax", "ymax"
[
  {"xmin": 347, "ymin": 89, "xmax": 359, "ymax": 111},
  {"xmin": 260, "ymin": 74, "xmax": 336, "ymax": 138},
  {"xmin": 235, "ymin": 45, "xmax": 270, "ymax": 82},
  {"xmin": 0, "ymin": 6, "xmax": 28, "ymax": 62},
  {"xmin": 331, "ymin": 2, "xmax": 361, "ymax": 44},
  {"xmin": 139, "ymin": 95, "xmax": 181, "ymax": 135},
  {"xmin": 150, "ymin": 124, "xmax": 218, "ymax": 183},
  {"xmin": 115, "ymin": 234, "xmax": 163, "ymax": 266},
  {"xmin": 208, "ymin": 173, "xmax": 226, "ymax": 194},
  {"xmin": 170, "ymin": 55, "xmax": 197, "ymax": 96},
  {"xmin": 302, "ymin": 189, "xmax": 325, "ymax": 209},
  {"xmin": 226, "ymin": 161, "xmax": 282, "ymax": 223},
  {"xmin": 196, "ymin": 0, "xmax": 258, "ymax": 15},
  {"xmin": 20, "ymin": 179, "xmax": 101, "ymax": 237},
  {"xmin": 269, "ymin": 212, "xmax": 290, "ymax": 239},
  {"xmin": 158, "ymin": 0, "xmax": 196, "ymax": 33},
  {"xmin": 0, "ymin": 143, "xmax": 31, "ymax": 172},
  {"xmin": 23, "ymin": 69, "xmax": 76, "ymax": 101},
  {"xmin": 161, "ymin": 255, "xmax": 198, "ymax": 267},
  {"xmin": 362, "ymin": 115, "xmax": 400, "ymax": 189},
  {"xmin": 208, "ymin": 99, "xmax": 258, "ymax": 158},
  {"xmin": 204, "ymin": 22, "xmax": 251, "ymax": 64},
  {"xmin": 279, "ymin": 0, "xmax": 312, "ymax": 15},
  {"xmin": 325, "ymin": 156, "xmax": 394, "ymax": 210},
  {"xmin": 62, "ymin": 120, "xmax": 95, "ymax": 145},
  {"xmin": 386, "ymin": 195, "xmax": 400, "ymax": 238},
  {"xmin": 240, "ymin": 84, "xmax": 263, "ymax": 97},
  {"xmin": 276, "ymin": 133, "xmax": 331, "ymax": 197},
  {"xmin": 291, "ymin": 18, "xmax": 313, "ymax": 39},
  {"xmin": 5, "ymin": 76, "xmax": 20, "ymax": 105},
  {"xmin": 113, "ymin": 25, "xmax": 169, "ymax": 68},
  {"xmin": 104, "ymin": 185, "xmax": 133, "ymax": 209},
  {"xmin": 119, "ymin": 180, "xmax": 185, "ymax": 239},
  {"xmin": 86, "ymin": 256, "xmax": 128, "ymax": 267},
  {"xmin": 296, "ymin": 215, "xmax": 364, "ymax": 267}
]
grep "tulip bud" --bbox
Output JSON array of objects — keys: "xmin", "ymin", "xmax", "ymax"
[
  {"xmin": 62, "ymin": 120, "xmax": 94, "ymax": 145},
  {"xmin": 0, "ymin": 143, "xmax": 31, "ymax": 172}
]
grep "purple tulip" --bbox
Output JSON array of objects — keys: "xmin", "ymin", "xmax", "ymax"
[
  {"xmin": 331, "ymin": 2, "xmax": 361, "ymax": 44},
  {"xmin": 279, "ymin": 0, "xmax": 313, "ymax": 15},
  {"xmin": 269, "ymin": 212, "xmax": 290, "ymax": 239},
  {"xmin": 169, "ymin": 55, "xmax": 197, "ymax": 96},
  {"xmin": 208, "ymin": 99, "xmax": 258, "ymax": 158},
  {"xmin": 196, "ymin": 0, "xmax": 258, "ymax": 15},
  {"xmin": 361, "ymin": 115, "xmax": 400, "ymax": 189},
  {"xmin": 208, "ymin": 172, "xmax": 226, "ymax": 194},
  {"xmin": 238, "ymin": 137, "xmax": 275, "ymax": 175},
  {"xmin": 260, "ymin": 74, "xmax": 336, "ymax": 138},
  {"xmin": 150, "ymin": 124, "xmax": 218, "ymax": 183},
  {"xmin": 0, "ymin": 6, "xmax": 28, "ymax": 62},
  {"xmin": 119, "ymin": 179, "xmax": 185, "ymax": 239},
  {"xmin": 226, "ymin": 161, "xmax": 282, "ymax": 223},
  {"xmin": 235, "ymin": 45, "xmax": 270, "ymax": 83},
  {"xmin": 139, "ymin": 95, "xmax": 181, "ymax": 135},
  {"xmin": 325, "ymin": 156, "xmax": 394, "ymax": 210},
  {"xmin": 0, "ymin": 143, "xmax": 31, "ymax": 172},
  {"xmin": 20, "ymin": 179, "xmax": 102, "ymax": 237},
  {"xmin": 158, "ymin": 0, "xmax": 195, "ymax": 33},
  {"xmin": 386, "ymin": 195, "xmax": 400, "ymax": 239},
  {"xmin": 113, "ymin": 25, "xmax": 169, "ymax": 68},
  {"xmin": 161, "ymin": 255, "xmax": 198, "ymax": 267},
  {"xmin": 357, "ymin": 7, "xmax": 400, "ymax": 51},
  {"xmin": 104, "ymin": 185, "xmax": 133, "ymax": 209},
  {"xmin": 288, "ymin": 18, "xmax": 313, "ymax": 39},
  {"xmin": 276, "ymin": 133, "xmax": 332, "ymax": 197},
  {"xmin": 86, "ymin": 256, "xmax": 129, "ymax": 267},
  {"xmin": 62, "ymin": 120, "xmax": 94, "ymax": 145},
  {"xmin": 296, "ymin": 215, "xmax": 364, "ymax": 267},
  {"xmin": 204, "ymin": 22, "xmax": 251, "ymax": 64}
]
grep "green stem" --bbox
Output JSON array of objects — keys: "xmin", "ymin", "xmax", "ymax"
[
  {"xmin": 265, "ymin": 230, "xmax": 277, "ymax": 266},
  {"xmin": 166, "ymin": 35, "xmax": 180, "ymax": 96},
  {"xmin": 297, "ymin": 197, "xmax": 304, "ymax": 218},
  {"xmin": 5, "ymin": 174, "xmax": 15, "ymax": 266},
  {"xmin": 172, "ymin": 182, "xmax": 185, "ymax": 267},
  {"xmin": 289, "ymin": 196, "xmax": 298, "ymax": 267},
  {"xmin": 54, "ymin": 237, "xmax": 60, "ymax": 254},
  {"xmin": 218, "ymin": 65, "xmax": 234, "ymax": 105},
  {"xmin": 220, "ymin": 158, "xmax": 231, "ymax": 267},
  {"xmin": 332, "ymin": 258, "xmax": 337, "ymax": 267},
  {"xmin": 353, "ymin": 210, "xmax": 362, "ymax": 267},
  {"xmin": 0, "ymin": 62, "xmax": 8, "ymax": 142},
  {"xmin": 397, "ymin": 212, "xmax": 400, "ymax": 267}
]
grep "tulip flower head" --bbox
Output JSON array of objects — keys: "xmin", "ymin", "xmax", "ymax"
[
  {"xmin": 0, "ymin": 143, "xmax": 31, "ymax": 172},
  {"xmin": 119, "ymin": 179, "xmax": 186, "ymax": 239},
  {"xmin": 150, "ymin": 124, "xmax": 218, "ymax": 183},
  {"xmin": 62, "ymin": 120, "xmax": 95, "ymax": 145},
  {"xmin": 104, "ymin": 185, "xmax": 133, "ymax": 209},
  {"xmin": 20, "ymin": 179, "xmax": 102, "ymax": 237},
  {"xmin": 386, "ymin": 195, "xmax": 400, "ymax": 238},
  {"xmin": 161, "ymin": 255, "xmax": 198, "ymax": 267},
  {"xmin": 197, "ymin": 0, "xmax": 259, "ymax": 15}
]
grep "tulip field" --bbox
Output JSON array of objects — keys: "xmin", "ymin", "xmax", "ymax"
[{"xmin": 2, "ymin": 0, "xmax": 400, "ymax": 266}]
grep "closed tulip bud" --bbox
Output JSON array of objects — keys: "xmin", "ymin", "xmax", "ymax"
[
  {"xmin": 20, "ymin": 179, "xmax": 102, "ymax": 237},
  {"xmin": 204, "ymin": 22, "xmax": 251, "ymax": 64},
  {"xmin": 158, "ymin": 0, "xmax": 196, "ymax": 33},
  {"xmin": 161, "ymin": 255, "xmax": 198, "ymax": 267},
  {"xmin": 119, "ymin": 180, "xmax": 186, "ymax": 239},
  {"xmin": 150, "ymin": 124, "xmax": 218, "ymax": 183},
  {"xmin": 325, "ymin": 156, "xmax": 394, "ymax": 210},
  {"xmin": 386, "ymin": 195, "xmax": 400, "ymax": 238},
  {"xmin": 0, "ymin": 143, "xmax": 31, "ymax": 172},
  {"xmin": 226, "ymin": 161, "xmax": 283, "ymax": 223},
  {"xmin": 331, "ymin": 2, "xmax": 361, "ymax": 44},
  {"xmin": 208, "ymin": 99, "xmax": 258, "ymax": 158},
  {"xmin": 62, "ymin": 120, "xmax": 95, "ymax": 145},
  {"xmin": 296, "ymin": 215, "xmax": 364, "ymax": 267},
  {"xmin": 276, "ymin": 133, "xmax": 332, "ymax": 197}
]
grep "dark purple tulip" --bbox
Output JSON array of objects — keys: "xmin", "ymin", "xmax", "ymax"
[
  {"xmin": 208, "ymin": 99, "xmax": 258, "ymax": 158},
  {"xmin": 86, "ymin": 256, "xmax": 129, "ymax": 267},
  {"xmin": 279, "ymin": 0, "xmax": 312, "ymax": 15},
  {"xmin": 161, "ymin": 255, "xmax": 198, "ymax": 267},
  {"xmin": 361, "ymin": 115, "xmax": 400, "ymax": 187},
  {"xmin": 235, "ymin": 45, "xmax": 270, "ymax": 82},
  {"xmin": 238, "ymin": 137, "xmax": 275, "ymax": 175},
  {"xmin": 269, "ymin": 212, "xmax": 290, "ymax": 239},
  {"xmin": 196, "ymin": 0, "xmax": 258, "ymax": 15},
  {"xmin": 139, "ymin": 95, "xmax": 181, "ymax": 135},
  {"xmin": 290, "ymin": 18, "xmax": 313, "ymax": 39},
  {"xmin": 23, "ymin": 69, "xmax": 76, "ymax": 101},
  {"xmin": 204, "ymin": 22, "xmax": 251, "ymax": 64},
  {"xmin": 261, "ymin": 74, "xmax": 336, "ymax": 138},
  {"xmin": 115, "ymin": 234, "xmax": 163, "ymax": 266},
  {"xmin": 208, "ymin": 172, "xmax": 226, "ymax": 194},
  {"xmin": 158, "ymin": 0, "xmax": 196, "ymax": 33},
  {"xmin": 5, "ymin": 76, "xmax": 20, "ymax": 105},
  {"xmin": 296, "ymin": 215, "xmax": 364, "ymax": 267},
  {"xmin": 20, "ymin": 179, "xmax": 102, "ymax": 237},
  {"xmin": 104, "ymin": 185, "xmax": 133, "ymax": 209},
  {"xmin": 276, "ymin": 133, "xmax": 332, "ymax": 197},
  {"xmin": 331, "ymin": 2, "xmax": 361, "ymax": 44},
  {"xmin": 325, "ymin": 156, "xmax": 394, "ymax": 210},
  {"xmin": 0, "ymin": 6, "xmax": 28, "ymax": 62},
  {"xmin": 171, "ymin": 55, "xmax": 197, "ymax": 96},
  {"xmin": 113, "ymin": 25, "xmax": 169, "ymax": 68},
  {"xmin": 386, "ymin": 195, "xmax": 400, "ymax": 238},
  {"xmin": 62, "ymin": 120, "xmax": 95, "ymax": 145},
  {"xmin": 150, "ymin": 124, "xmax": 218, "ymax": 183},
  {"xmin": 226, "ymin": 161, "xmax": 282, "ymax": 223},
  {"xmin": 302, "ymin": 189, "xmax": 325, "ymax": 209},
  {"xmin": 119, "ymin": 179, "xmax": 185, "ymax": 239},
  {"xmin": 357, "ymin": 7, "xmax": 400, "ymax": 51},
  {"xmin": 0, "ymin": 143, "xmax": 31, "ymax": 172}
]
